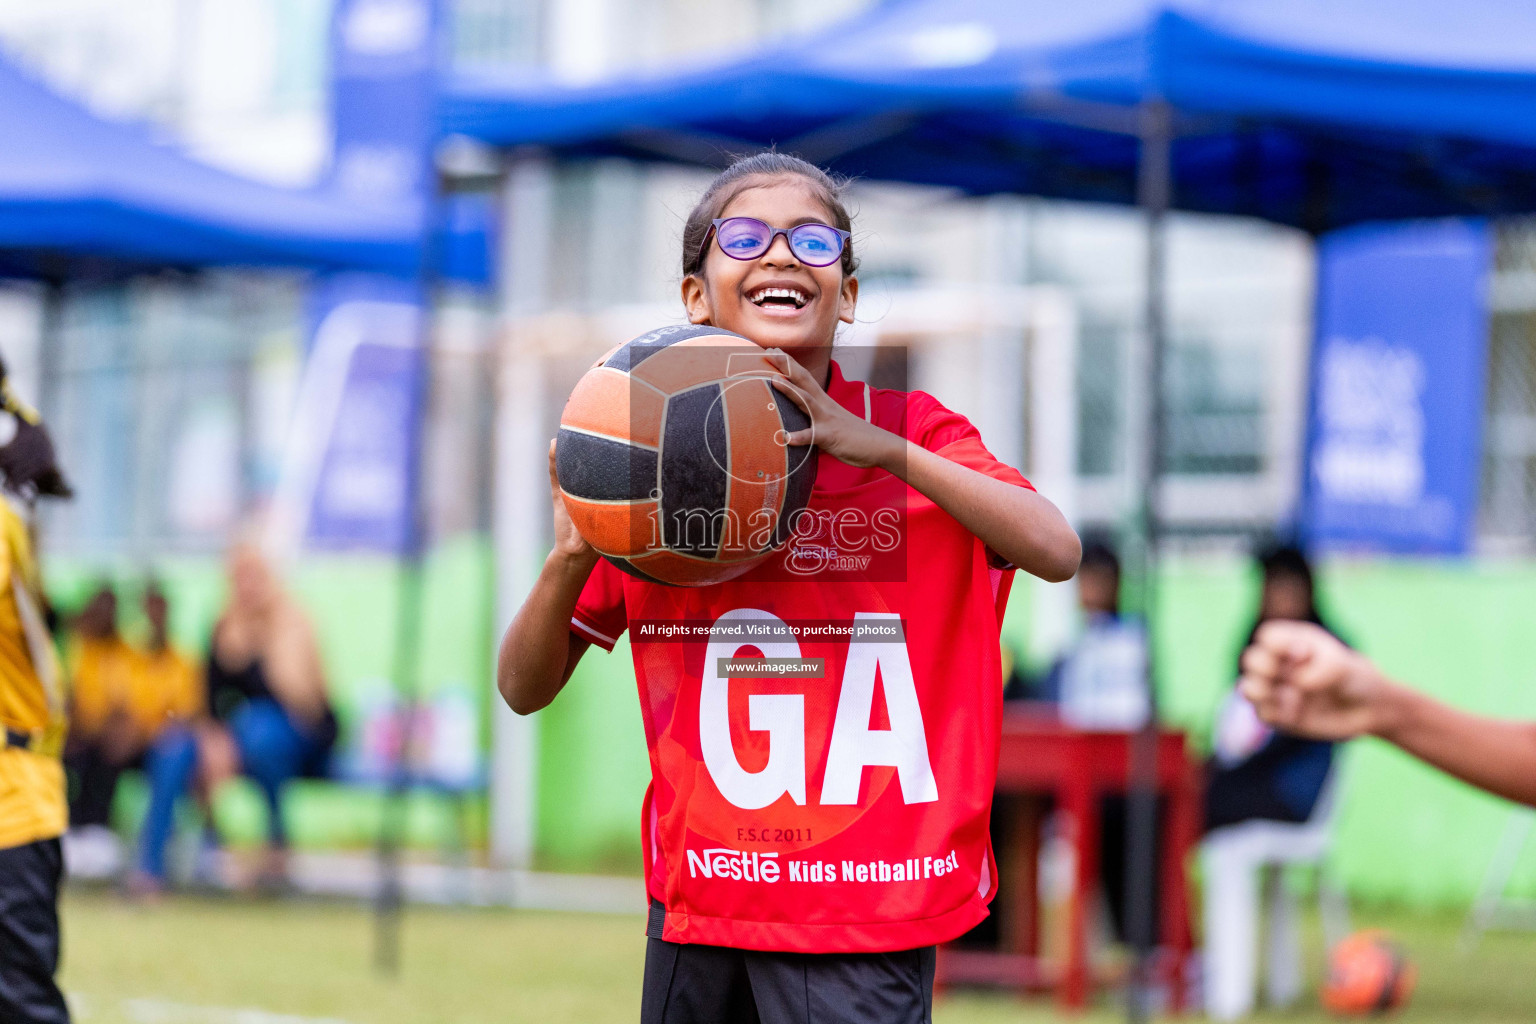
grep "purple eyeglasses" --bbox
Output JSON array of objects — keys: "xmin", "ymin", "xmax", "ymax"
[{"xmin": 697, "ymin": 217, "xmax": 851, "ymax": 268}]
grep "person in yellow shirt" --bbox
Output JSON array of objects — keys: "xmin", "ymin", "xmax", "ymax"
[
  {"xmin": 62, "ymin": 588, "xmax": 135, "ymax": 833},
  {"xmin": 132, "ymin": 545, "xmax": 335, "ymax": 895},
  {"xmin": 132, "ymin": 583, "xmax": 201, "ymax": 732},
  {"xmin": 0, "ymin": 363, "xmax": 74, "ymax": 1024},
  {"xmin": 63, "ymin": 583, "xmax": 201, "ymax": 877}
]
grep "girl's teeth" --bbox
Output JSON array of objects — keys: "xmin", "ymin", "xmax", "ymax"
[{"xmin": 751, "ymin": 288, "xmax": 807, "ymax": 306}]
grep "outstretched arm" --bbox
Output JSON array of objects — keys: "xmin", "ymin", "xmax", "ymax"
[
  {"xmin": 1240, "ymin": 620, "xmax": 1536, "ymax": 807},
  {"xmin": 765, "ymin": 351, "xmax": 1080, "ymax": 582}
]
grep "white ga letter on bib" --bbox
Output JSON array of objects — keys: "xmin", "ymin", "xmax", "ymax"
[
  {"xmin": 700, "ymin": 609, "xmax": 806, "ymax": 809},
  {"xmin": 820, "ymin": 613, "xmax": 938, "ymax": 805}
]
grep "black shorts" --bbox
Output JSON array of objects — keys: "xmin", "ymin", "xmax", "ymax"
[
  {"xmin": 0, "ymin": 838, "xmax": 71, "ymax": 1024},
  {"xmin": 641, "ymin": 903, "xmax": 935, "ymax": 1024}
]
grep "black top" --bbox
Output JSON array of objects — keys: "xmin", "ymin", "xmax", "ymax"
[
  {"xmin": 1203, "ymin": 613, "xmax": 1344, "ymax": 831},
  {"xmin": 204, "ymin": 638, "xmax": 339, "ymax": 776},
  {"xmin": 205, "ymin": 646, "xmax": 277, "ymax": 723}
]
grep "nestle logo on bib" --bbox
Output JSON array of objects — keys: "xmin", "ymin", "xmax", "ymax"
[
  {"xmin": 687, "ymin": 846, "xmax": 781, "ymax": 883},
  {"xmin": 782, "ymin": 506, "xmax": 906, "ymax": 580},
  {"xmin": 686, "ymin": 845, "xmax": 963, "ymax": 887}
]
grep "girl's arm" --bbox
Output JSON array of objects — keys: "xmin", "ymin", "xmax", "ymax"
[
  {"xmin": 496, "ymin": 442, "xmax": 600, "ymax": 715},
  {"xmin": 1242, "ymin": 620, "xmax": 1536, "ymax": 807},
  {"xmin": 766, "ymin": 352, "xmax": 1080, "ymax": 582},
  {"xmin": 888, "ymin": 443, "xmax": 1079, "ymax": 582}
]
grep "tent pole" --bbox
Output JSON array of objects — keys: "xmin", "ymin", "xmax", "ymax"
[
  {"xmin": 373, "ymin": 188, "xmax": 442, "ymax": 979},
  {"xmin": 37, "ymin": 279, "xmax": 65, "ymax": 422},
  {"xmin": 489, "ymin": 152, "xmax": 555, "ymax": 873},
  {"xmin": 1125, "ymin": 97, "xmax": 1171, "ymax": 1024}
]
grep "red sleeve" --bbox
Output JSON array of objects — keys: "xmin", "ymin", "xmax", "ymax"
[
  {"xmin": 905, "ymin": 391, "xmax": 1036, "ymax": 570},
  {"xmin": 571, "ymin": 558, "xmax": 627, "ymax": 652},
  {"xmin": 905, "ymin": 391, "xmax": 1035, "ymax": 492}
]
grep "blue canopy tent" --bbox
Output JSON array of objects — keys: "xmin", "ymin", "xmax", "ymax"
[
  {"xmin": 443, "ymin": 0, "xmax": 1536, "ymax": 232},
  {"xmin": 0, "ymin": 53, "xmax": 423, "ymax": 279},
  {"xmin": 440, "ymin": 1, "xmax": 1536, "ymax": 1013}
]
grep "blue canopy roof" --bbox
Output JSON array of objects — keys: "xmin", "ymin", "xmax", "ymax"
[
  {"xmin": 441, "ymin": 0, "xmax": 1536, "ymax": 231},
  {"xmin": 0, "ymin": 53, "xmax": 423, "ymax": 278}
]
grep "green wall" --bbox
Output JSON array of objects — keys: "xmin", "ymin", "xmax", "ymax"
[
  {"xmin": 49, "ymin": 536, "xmax": 494, "ymax": 850},
  {"xmin": 533, "ymin": 633, "xmax": 652, "ymax": 872},
  {"xmin": 48, "ymin": 535, "xmax": 495, "ymax": 728},
  {"xmin": 54, "ymin": 542, "xmax": 1536, "ymax": 908}
]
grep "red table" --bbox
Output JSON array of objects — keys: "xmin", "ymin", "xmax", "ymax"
[{"xmin": 938, "ymin": 708, "xmax": 1201, "ymax": 1011}]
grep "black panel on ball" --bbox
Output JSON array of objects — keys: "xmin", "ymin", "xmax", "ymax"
[
  {"xmin": 604, "ymin": 555, "xmax": 669, "ymax": 585},
  {"xmin": 555, "ymin": 428, "xmax": 657, "ymax": 501},
  {"xmin": 660, "ymin": 384, "xmax": 729, "ymax": 556},
  {"xmin": 770, "ymin": 399, "xmax": 819, "ymax": 550}
]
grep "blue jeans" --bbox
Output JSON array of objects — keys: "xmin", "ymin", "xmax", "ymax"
[{"xmin": 137, "ymin": 699, "xmax": 317, "ymax": 880}]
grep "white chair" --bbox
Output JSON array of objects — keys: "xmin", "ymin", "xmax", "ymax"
[
  {"xmin": 1462, "ymin": 807, "xmax": 1536, "ymax": 949},
  {"xmin": 1202, "ymin": 768, "xmax": 1350, "ymax": 1021}
]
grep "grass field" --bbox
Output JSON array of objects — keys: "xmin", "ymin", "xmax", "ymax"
[{"xmin": 59, "ymin": 889, "xmax": 1536, "ymax": 1024}]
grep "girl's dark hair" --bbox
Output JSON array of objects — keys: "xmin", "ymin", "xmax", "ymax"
[
  {"xmin": 681, "ymin": 152, "xmax": 858, "ymax": 278},
  {"xmin": 1236, "ymin": 540, "xmax": 1340, "ymax": 677}
]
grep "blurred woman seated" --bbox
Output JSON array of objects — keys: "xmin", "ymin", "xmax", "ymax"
[
  {"xmin": 1205, "ymin": 544, "xmax": 1339, "ymax": 832},
  {"xmin": 133, "ymin": 544, "xmax": 336, "ymax": 894}
]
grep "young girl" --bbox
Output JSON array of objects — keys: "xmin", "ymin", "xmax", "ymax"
[{"xmin": 499, "ymin": 152, "xmax": 1079, "ymax": 1024}]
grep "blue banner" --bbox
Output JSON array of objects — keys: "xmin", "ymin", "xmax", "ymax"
[
  {"xmin": 294, "ymin": 0, "xmax": 440, "ymax": 554},
  {"xmin": 301, "ymin": 275, "xmax": 426, "ymax": 552},
  {"xmin": 1301, "ymin": 219, "xmax": 1492, "ymax": 555},
  {"xmin": 329, "ymin": 0, "xmax": 440, "ymax": 207}
]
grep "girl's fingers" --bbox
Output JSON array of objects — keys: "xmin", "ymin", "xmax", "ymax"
[
  {"xmin": 766, "ymin": 348, "xmax": 823, "ymax": 394},
  {"xmin": 767, "ymin": 378, "xmax": 819, "ymax": 446},
  {"xmin": 1238, "ymin": 674, "xmax": 1271, "ymax": 707},
  {"xmin": 1240, "ymin": 643, "xmax": 1279, "ymax": 682},
  {"xmin": 769, "ymin": 375, "xmax": 812, "ymax": 414},
  {"xmin": 1268, "ymin": 684, "xmax": 1302, "ymax": 728}
]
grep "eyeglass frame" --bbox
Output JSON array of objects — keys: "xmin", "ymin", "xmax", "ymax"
[{"xmin": 695, "ymin": 217, "xmax": 852, "ymax": 270}]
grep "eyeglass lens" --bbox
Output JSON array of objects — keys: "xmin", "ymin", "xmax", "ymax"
[{"xmin": 715, "ymin": 217, "xmax": 844, "ymax": 266}]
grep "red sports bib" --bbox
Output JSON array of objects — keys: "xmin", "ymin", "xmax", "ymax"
[{"xmin": 572, "ymin": 361, "xmax": 1032, "ymax": 953}]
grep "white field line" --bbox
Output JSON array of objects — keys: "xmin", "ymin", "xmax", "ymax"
[
  {"xmin": 71, "ymin": 993, "xmax": 353, "ymax": 1024},
  {"xmin": 285, "ymin": 852, "xmax": 647, "ymax": 914}
]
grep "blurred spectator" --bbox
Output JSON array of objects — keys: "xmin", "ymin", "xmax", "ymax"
[
  {"xmin": 1202, "ymin": 542, "xmax": 1343, "ymax": 1021},
  {"xmin": 1030, "ymin": 538, "xmax": 1153, "ymax": 945},
  {"xmin": 63, "ymin": 583, "xmax": 202, "ymax": 879},
  {"xmin": 62, "ymin": 585, "xmax": 139, "ymax": 877},
  {"xmin": 1013, "ymin": 538, "xmax": 1151, "ymax": 730},
  {"xmin": 1205, "ymin": 544, "xmax": 1339, "ymax": 831},
  {"xmin": 134, "ymin": 544, "xmax": 336, "ymax": 894},
  {"xmin": 134, "ymin": 582, "xmax": 201, "ymax": 730}
]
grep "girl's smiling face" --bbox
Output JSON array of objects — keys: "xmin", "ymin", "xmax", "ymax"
[{"xmin": 681, "ymin": 177, "xmax": 858, "ymax": 357}]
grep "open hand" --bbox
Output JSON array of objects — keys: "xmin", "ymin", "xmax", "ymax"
[{"xmin": 1238, "ymin": 621, "xmax": 1386, "ymax": 741}]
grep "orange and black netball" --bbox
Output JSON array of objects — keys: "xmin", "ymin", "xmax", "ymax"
[{"xmin": 555, "ymin": 324, "xmax": 818, "ymax": 587}]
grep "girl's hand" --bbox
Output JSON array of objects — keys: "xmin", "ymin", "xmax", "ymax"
[
  {"xmin": 763, "ymin": 349, "xmax": 902, "ymax": 470},
  {"xmin": 548, "ymin": 439, "xmax": 598, "ymax": 564}
]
